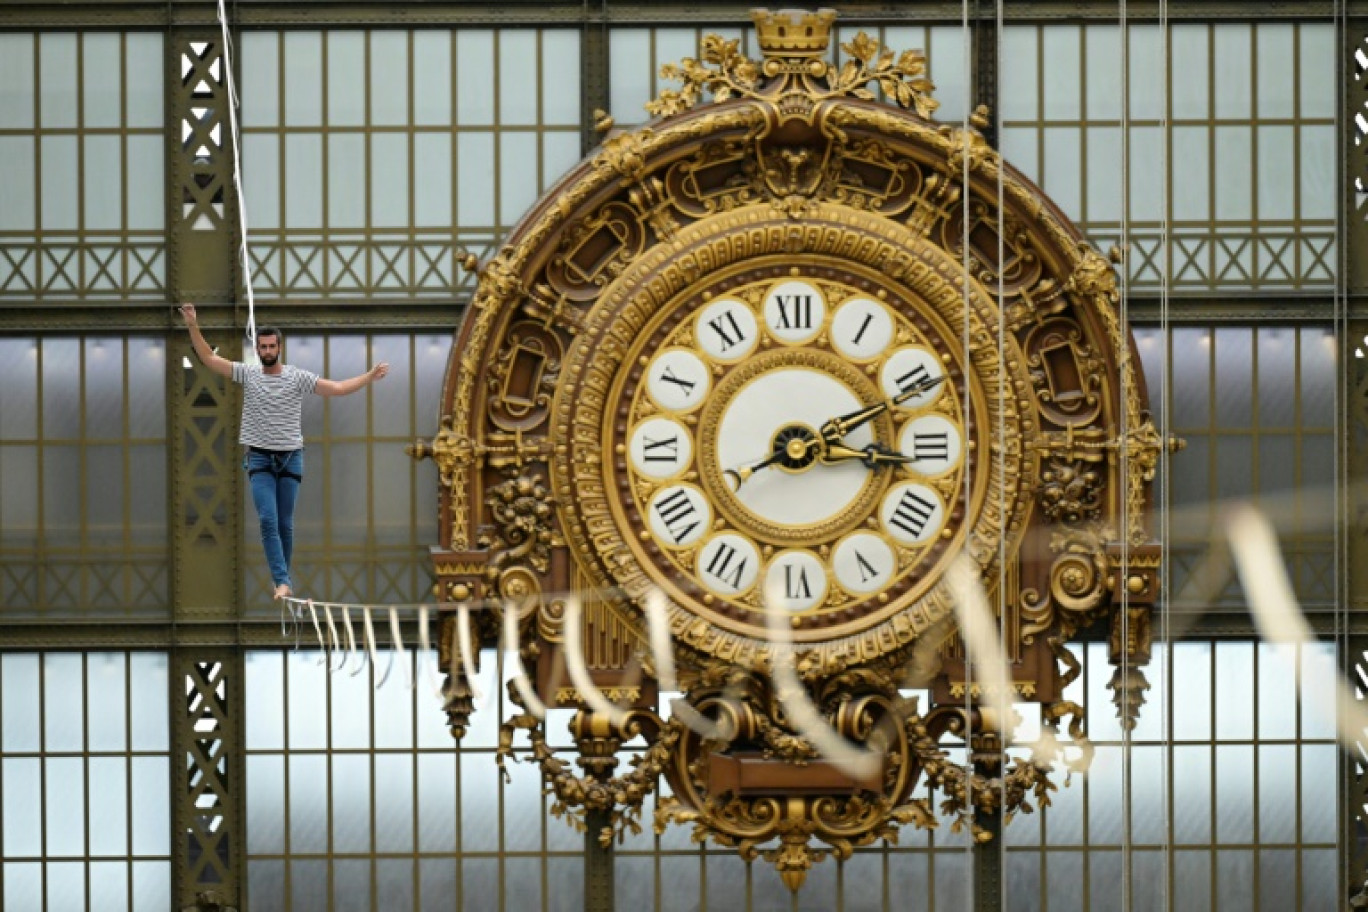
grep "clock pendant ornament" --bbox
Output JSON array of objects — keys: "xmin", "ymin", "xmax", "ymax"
[{"xmin": 412, "ymin": 7, "xmax": 1172, "ymax": 891}]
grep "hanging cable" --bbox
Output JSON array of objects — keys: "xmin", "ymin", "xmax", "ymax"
[
  {"xmin": 215, "ymin": 0, "xmax": 258, "ymax": 347},
  {"xmin": 958, "ymin": 3, "xmax": 976, "ymax": 900},
  {"xmin": 1116, "ymin": 0, "xmax": 1135, "ymax": 906},
  {"xmin": 1157, "ymin": 0, "xmax": 1174, "ymax": 905}
]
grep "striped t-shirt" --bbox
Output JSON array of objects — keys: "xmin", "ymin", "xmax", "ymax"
[{"xmin": 232, "ymin": 362, "xmax": 320, "ymax": 450}]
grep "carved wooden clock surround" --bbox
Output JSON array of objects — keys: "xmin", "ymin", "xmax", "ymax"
[{"xmin": 411, "ymin": 8, "xmax": 1170, "ymax": 891}]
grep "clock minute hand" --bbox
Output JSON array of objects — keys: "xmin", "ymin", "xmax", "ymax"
[{"xmin": 819, "ymin": 374, "xmax": 948, "ymax": 443}]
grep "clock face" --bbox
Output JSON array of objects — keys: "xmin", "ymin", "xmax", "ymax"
[{"xmin": 604, "ymin": 265, "xmax": 976, "ymax": 640}]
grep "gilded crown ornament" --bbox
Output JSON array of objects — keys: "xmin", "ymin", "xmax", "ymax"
[{"xmin": 420, "ymin": 7, "xmax": 1165, "ymax": 891}]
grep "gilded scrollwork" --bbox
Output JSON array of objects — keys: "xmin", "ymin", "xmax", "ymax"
[
  {"xmin": 486, "ymin": 322, "xmax": 563, "ymax": 432},
  {"xmin": 480, "ymin": 472, "xmax": 561, "ymax": 578}
]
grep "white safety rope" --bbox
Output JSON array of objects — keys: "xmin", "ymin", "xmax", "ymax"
[{"xmin": 215, "ymin": 0, "xmax": 257, "ymax": 347}]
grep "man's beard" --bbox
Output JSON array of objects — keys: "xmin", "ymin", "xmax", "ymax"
[{"xmin": 260, "ymin": 352, "xmax": 279, "ymax": 367}]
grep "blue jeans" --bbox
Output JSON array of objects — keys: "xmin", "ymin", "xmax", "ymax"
[{"xmin": 247, "ymin": 448, "xmax": 303, "ymax": 589}]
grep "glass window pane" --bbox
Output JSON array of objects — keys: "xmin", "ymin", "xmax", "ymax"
[
  {"xmin": 131, "ymin": 756, "xmax": 169, "ymax": 854},
  {"xmin": 999, "ymin": 27, "xmax": 1038, "ymax": 122},
  {"xmin": 132, "ymin": 861, "xmax": 170, "ymax": 909},
  {"xmin": 456, "ymin": 30, "xmax": 495, "ymax": 126},
  {"xmin": 289, "ymin": 753, "xmax": 328, "ymax": 853},
  {"xmin": 284, "ymin": 32, "xmax": 324, "ymax": 127},
  {"xmin": 412, "ymin": 31, "xmax": 451, "ymax": 126},
  {"xmin": 608, "ymin": 30, "xmax": 651, "ymax": 124},
  {"xmin": 0, "ymin": 35, "xmax": 36, "ymax": 129},
  {"xmin": 242, "ymin": 133, "xmax": 280, "ymax": 231},
  {"xmin": 541, "ymin": 31, "xmax": 580, "ymax": 126},
  {"xmin": 88, "ymin": 757, "xmax": 130, "ymax": 856},
  {"xmin": 82, "ymin": 33, "xmax": 121, "ymax": 129},
  {"xmin": 1213, "ymin": 126, "xmax": 1252, "ymax": 222},
  {"xmin": 1128, "ymin": 126, "xmax": 1163, "ymax": 224},
  {"xmin": 1300, "ymin": 125, "xmax": 1335, "ymax": 222},
  {"xmin": 46, "ymin": 756, "xmax": 86, "ymax": 856},
  {"xmin": 1214, "ymin": 328, "xmax": 1253, "ymax": 427},
  {"xmin": 498, "ymin": 31, "xmax": 538, "ymax": 126},
  {"xmin": 286, "ymin": 651, "xmax": 327, "ymax": 750},
  {"xmin": 1213, "ymin": 24, "xmax": 1252, "ymax": 119},
  {"xmin": 3, "ymin": 759, "xmax": 43, "ymax": 857},
  {"xmin": 1171, "ymin": 25, "xmax": 1210, "ymax": 121},
  {"xmin": 370, "ymin": 132, "xmax": 410, "ymax": 228},
  {"xmin": 0, "ymin": 137, "xmax": 36, "ymax": 231},
  {"xmin": 126, "ymin": 135, "xmax": 164, "ymax": 232},
  {"xmin": 285, "ymin": 133, "xmax": 323, "ymax": 230},
  {"xmin": 1085, "ymin": 126, "xmax": 1120, "ymax": 225},
  {"xmin": 39, "ymin": 33, "xmax": 78, "ymax": 130},
  {"xmin": 128, "ymin": 652, "xmax": 168, "ymax": 752},
  {"xmin": 1171, "ymin": 127, "xmax": 1210, "ymax": 223},
  {"xmin": 1256, "ymin": 126, "xmax": 1294, "ymax": 221},
  {"xmin": 500, "ymin": 132, "xmax": 539, "ymax": 226},
  {"xmin": 0, "ymin": 338, "xmax": 39, "ymax": 439},
  {"xmin": 457, "ymin": 132, "xmax": 494, "ymax": 228},
  {"xmin": 1042, "ymin": 128, "xmax": 1081, "ymax": 223},
  {"xmin": 246, "ymin": 650, "xmax": 285, "ymax": 750},
  {"xmin": 43, "ymin": 445, "xmax": 80, "ymax": 548},
  {"xmin": 45, "ymin": 653, "xmax": 85, "ymax": 752},
  {"xmin": 124, "ymin": 33, "xmax": 163, "ymax": 130},
  {"xmin": 1215, "ymin": 642, "xmax": 1255, "ymax": 740},
  {"xmin": 1085, "ymin": 25, "xmax": 1119, "ymax": 121},
  {"xmin": 1256, "ymin": 25, "xmax": 1294, "ymax": 119},
  {"xmin": 40, "ymin": 135, "xmax": 79, "ymax": 231},
  {"xmin": 1128, "ymin": 25, "xmax": 1163, "ymax": 120},
  {"xmin": 927, "ymin": 25, "xmax": 969, "ymax": 122},
  {"xmin": 414, "ymin": 133, "xmax": 452, "ymax": 228},
  {"xmin": 84, "ymin": 338, "xmax": 124, "ymax": 439},
  {"xmin": 241, "ymin": 33, "xmax": 280, "ymax": 128},
  {"xmin": 246, "ymin": 755, "xmax": 285, "ymax": 853},
  {"xmin": 327, "ymin": 133, "xmax": 366, "ymax": 229},
  {"xmin": 86, "ymin": 443, "xmax": 123, "ymax": 530},
  {"xmin": 1041, "ymin": 27, "xmax": 1080, "ymax": 121},
  {"xmin": 369, "ymin": 31, "xmax": 409, "ymax": 127},
  {"xmin": 1299, "ymin": 24, "xmax": 1334, "ymax": 119},
  {"xmin": 86, "ymin": 653, "xmax": 127, "ymax": 752},
  {"xmin": 89, "ymin": 862, "xmax": 128, "ymax": 911}
]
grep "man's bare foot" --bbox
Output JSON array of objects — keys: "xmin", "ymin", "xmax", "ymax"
[{"xmin": 273, "ymin": 583, "xmax": 292, "ymax": 600}]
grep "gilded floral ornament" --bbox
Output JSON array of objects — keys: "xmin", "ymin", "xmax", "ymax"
[{"xmin": 644, "ymin": 11, "xmax": 937, "ymax": 122}]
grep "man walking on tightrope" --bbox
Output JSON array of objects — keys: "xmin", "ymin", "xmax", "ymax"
[{"xmin": 180, "ymin": 304, "xmax": 389, "ymax": 600}]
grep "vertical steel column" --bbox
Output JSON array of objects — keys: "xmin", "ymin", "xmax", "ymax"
[
  {"xmin": 584, "ymin": 807, "xmax": 616, "ymax": 912},
  {"xmin": 171, "ymin": 649, "xmax": 248, "ymax": 911},
  {"xmin": 581, "ymin": 1, "xmax": 610, "ymax": 157},
  {"xmin": 580, "ymin": 9, "xmax": 616, "ymax": 911},
  {"xmin": 167, "ymin": 27, "xmax": 247, "ymax": 911},
  {"xmin": 969, "ymin": 4, "xmax": 1002, "ymax": 910}
]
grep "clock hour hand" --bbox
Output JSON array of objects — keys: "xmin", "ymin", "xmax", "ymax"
[
  {"xmin": 818, "ymin": 374, "xmax": 947, "ymax": 446},
  {"xmin": 819, "ymin": 441, "xmax": 919, "ymax": 470}
]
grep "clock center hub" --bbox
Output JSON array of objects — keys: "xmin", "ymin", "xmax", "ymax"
[{"xmin": 776, "ymin": 424, "xmax": 820, "ymax": 471}]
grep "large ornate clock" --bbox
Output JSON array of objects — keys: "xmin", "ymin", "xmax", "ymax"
[{"xmin": 411, "ymin": 8, "xmax": 1171, "ymax": 891}]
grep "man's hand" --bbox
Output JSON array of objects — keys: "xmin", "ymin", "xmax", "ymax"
[
  {"xmin": 369, "ymin": 362, "xmax": 390, "ymax": 383},
  {"xmin": 178, "ymin": 303, "xmax": 198, "ymax": 326}
]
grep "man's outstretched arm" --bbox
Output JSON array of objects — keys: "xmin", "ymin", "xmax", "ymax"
[
  {"xmin": 316, "ymin": 362, "xmax": 389, "ymax": 397},
  {"xmin": 178, "ymin": 304, "xmax": 233, "ymax": 378}
]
